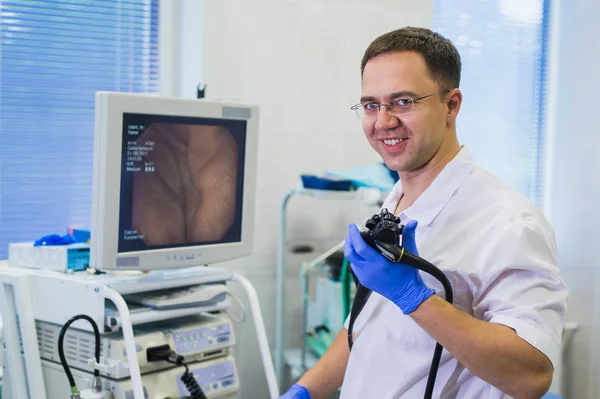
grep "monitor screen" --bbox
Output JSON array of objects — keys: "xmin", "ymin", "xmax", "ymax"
[
  {"xmin": 90, "ymin": 92, "xmax": 258, "ymax": 271},
  {"xmin": 118, "ymin": 113, "xmax": 247, "ymax": 253}
]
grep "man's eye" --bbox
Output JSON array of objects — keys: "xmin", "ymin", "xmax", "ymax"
[
  {"xmin": 394, "ymin": 98, "xmax": 413, "ymax": 107},
  {"xmin": 363, "ymin": 103, "xmax": 379, "ymax": 111}
]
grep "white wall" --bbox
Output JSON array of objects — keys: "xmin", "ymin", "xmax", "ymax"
[
  {"xmin": 547, "ymin": 0, "xmax": 600, "ymax": 397},
  {"xmin": 159, "ymin": 0, "xmax": 205, "ymax": 98},
  {"xmin": 166, "ymin": 1, "xmax": 434, "ymax": 397}
]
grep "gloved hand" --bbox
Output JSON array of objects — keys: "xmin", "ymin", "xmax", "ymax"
[
  {"xmin": 278, "ymin": 384, "xmax": 312, "ymax": 399},
  {"xmin": 344, "ymin": 220, "xmax": 435, "ymax": 314}
]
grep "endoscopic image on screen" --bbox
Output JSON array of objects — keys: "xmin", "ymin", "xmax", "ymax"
[{"xmin": 118, "ymin": 115, "xmax": 246, "ymax": 253}]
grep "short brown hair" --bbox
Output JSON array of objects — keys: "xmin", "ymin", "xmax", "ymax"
[{"xmin": 361, "ymin": 26, "xmax": 461, "ymax": 89}]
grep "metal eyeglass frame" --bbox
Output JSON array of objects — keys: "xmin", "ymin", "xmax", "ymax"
[{"xmin": 350, "ymin": 89, "xmax": 451, "ymax": 119}]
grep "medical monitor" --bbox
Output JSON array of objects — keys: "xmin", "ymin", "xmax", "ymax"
[{"xmin": 90, "ymin": 92, "xmax": 259, "ymax": 271}]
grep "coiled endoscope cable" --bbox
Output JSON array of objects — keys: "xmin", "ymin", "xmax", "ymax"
[
  {"xmin": 167, "ymin": 354, "xmax": 208, "ymax": 399},
  {"xmin": 147, "ymin": 344, "xmax": 208, "ymax": 399},
  {"xmin": 347, "ymin": 240, "xmax": 454, "ymax": 399}
]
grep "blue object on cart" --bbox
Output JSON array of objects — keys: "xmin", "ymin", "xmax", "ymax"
[
  {"xmin": 325, "ymin": 162, "xmax": 397, "ymax": 191},
  {"xmin": 69, "ymin": 228, "xmax": 91, "ymax": 243},
  {"xmin": 34, "ymin": 227, "xmax": 91, "ymax": 247},
  {"xmin": 300, "ymin": 175, "xmax": 354, "ymax": 191},
  {"xmin": 34, "ymin": 234, "xmax": 76, "ymax": 246}
]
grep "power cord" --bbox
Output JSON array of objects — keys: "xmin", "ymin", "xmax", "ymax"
[
  {"xmin": 147, "ymin": 345, "xmax": 207, "ymax": 399},
  {"xmin": 58, "ymin": 314, "xmax": 102, "ymax": 399}
]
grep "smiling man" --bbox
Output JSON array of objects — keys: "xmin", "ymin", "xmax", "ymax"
[{"xmin": 278, "ymin": 27, "xmax": 567, "ymax": 399}]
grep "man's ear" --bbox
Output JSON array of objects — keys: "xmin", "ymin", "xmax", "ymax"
[{"xmin": 446, "ymin": 88, "xmax": 462, "ymax": 125}]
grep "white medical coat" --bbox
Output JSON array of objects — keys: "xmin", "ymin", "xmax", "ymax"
[{"xmin": 340, "ymin": 146, "xmax": 567, "ymax": 399}]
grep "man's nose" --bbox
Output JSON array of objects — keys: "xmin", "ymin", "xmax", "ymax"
[{"xmin": 374, "ymin": 106, "xmax": 400, "ymax": 130}]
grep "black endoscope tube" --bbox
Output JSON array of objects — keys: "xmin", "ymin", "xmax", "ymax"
[
  {"xmin": 400, "ymin": 250, "xmax": 454, "ymax": 399},
  {"xmin": 58, "ymin": 314, "xmax": 101, "ymax": 391},
  {"xmin": 347, "ymin": 249, "xmax": 453, "ymax": 399}
]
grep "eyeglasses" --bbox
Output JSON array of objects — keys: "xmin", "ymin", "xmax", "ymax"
[{"xmin": 350, "ymin": 89, "xmax": 451, "ymax": 120}]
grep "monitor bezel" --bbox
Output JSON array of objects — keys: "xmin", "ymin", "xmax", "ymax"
[{"xmin": 90, "ymin": 92, "xmax": 258, "ymax": 271}]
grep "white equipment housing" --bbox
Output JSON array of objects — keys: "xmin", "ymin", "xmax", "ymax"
[
  {"xmin": 0, "ymin": 263, "xmax": 279, "ymax": 398},
  {"xmin": 38, "ymin": 356, "xmax": 239, "ymax": 399},
  {"xmin": 36, "ymin": 313, "xmax": 235, "ymax": 380}
]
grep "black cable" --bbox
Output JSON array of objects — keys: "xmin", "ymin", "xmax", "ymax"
[
  {"xmin": 347, "ymin": 284, "xmax": 370, "ymax": 350},
  {"xmin": 58, "ymin": 314, "xmax": 101, "ymax": 392},
  {"xmin": 148, "ymin": 346, "xmax": 207, "ymax": 399},
  {"xmin": 347, "ymin": 248, "xmax": 454, "ymax": 399},
  {"xmin": 166, "ymin": 354, "xmax": 208, "ymax": 399},
  {"xmin": 180, "ymin": 365, "xmax": 207, "ymax": 399},
  {"xmin": 401, "ymin": 251, "xmax": 453, "ymax": 399}
]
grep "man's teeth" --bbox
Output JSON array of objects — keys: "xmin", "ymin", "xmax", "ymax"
[{"xmin": 384, "ymin": 138, "xmax": 405, "ymax": 145}]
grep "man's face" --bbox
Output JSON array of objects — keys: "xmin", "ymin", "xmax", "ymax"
[{"xmin": 360, "ymin": 51, "xmax": 450, "ymax": 173}]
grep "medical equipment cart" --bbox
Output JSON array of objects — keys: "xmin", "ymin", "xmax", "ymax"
[
  {"xmin": 0, "ymin": 262, "xmax": 279, "ymax": 399},
  {"xmin": 275, "ymin": 182, "xmax": 385, "ymax": 388}
]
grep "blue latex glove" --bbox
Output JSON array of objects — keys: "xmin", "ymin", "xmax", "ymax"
[
  {"xmin": 34, "ymin": 234, "xmax": 76, "ymax": 247},
  {"xmin": 278, "ymin": 384, "xmax": 312, "ymax": 399},
  {"xmin": 344, "ymin": 220, "xmax": 435, "ymax": 314}
]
